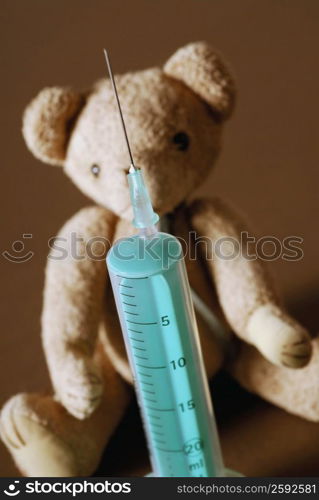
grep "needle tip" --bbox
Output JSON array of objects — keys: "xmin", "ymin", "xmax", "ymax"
[
  {"xmin": 103, "ymin": 49, "xmax": 110, "ymax": 64},
  {"xmin": 102, "ymin": 48, "xmax": 135, "ymax": 166}
]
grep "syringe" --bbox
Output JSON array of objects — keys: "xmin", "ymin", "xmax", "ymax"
[{"xmin": 104, "ymin": 50, "xmax": 224, "ymax": 477}]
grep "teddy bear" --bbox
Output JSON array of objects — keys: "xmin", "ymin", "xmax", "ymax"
[{"xmin": 1, "ymin": 41, "xmax": 319, "ymax": 477}]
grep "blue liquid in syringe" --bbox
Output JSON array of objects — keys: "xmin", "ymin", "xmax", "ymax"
[
  {"xmin": 104, "ymin": 50, "xmax": 224, "ymax": 477},
  {"xmin": 107, "ymin": 225, "xmax": 224, "ymax": 477}
]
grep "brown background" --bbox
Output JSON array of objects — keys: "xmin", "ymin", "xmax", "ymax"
[{"xmin": 1, "ymin": 0, "xmax": 318, "ymax": 476}]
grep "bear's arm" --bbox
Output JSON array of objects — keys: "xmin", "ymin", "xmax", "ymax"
[
  {"xmin": 42, "ymin": 205, "xmax": 117, "ymax": 419},
  {"xmin": 189, "ymin": 197, "xmax": 311, "ymax": 369}
]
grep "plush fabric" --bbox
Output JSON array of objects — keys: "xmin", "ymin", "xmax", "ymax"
[{"xmin": 0, "ymin": 42, "xmax": 316, "ymax": 477}]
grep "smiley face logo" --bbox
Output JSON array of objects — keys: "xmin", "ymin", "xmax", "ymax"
[
  {"xmin": 2, "ymin": 234, "xmax": 34, "ymax": 263},
  {"xmin": 4, "ymin": 480, "xmax": 20, "ymax": 496}
]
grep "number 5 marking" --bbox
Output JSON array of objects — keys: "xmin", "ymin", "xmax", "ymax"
[{"xmin": 161, "ymin": 315, "xmax": 170, "ymax": 326}]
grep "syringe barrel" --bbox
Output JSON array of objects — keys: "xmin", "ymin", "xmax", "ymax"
[{"xmin": 107, "ymin": 232, "xmax": 224, "ymax": 477}]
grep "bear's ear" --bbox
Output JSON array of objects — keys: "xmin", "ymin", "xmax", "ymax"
[
  {"xmin": 164, "ymin": 42, "xmax": 235, "ymax": 120},
  {"xmin": 22, "ymin": 87, "xmax": 85, "ymax": 166}
]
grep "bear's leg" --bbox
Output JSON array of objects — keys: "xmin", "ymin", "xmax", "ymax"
[
  {"xmin": 0, "ymin": 347, "xmax": 131, "ymax": 477},
  {"xmin": 229, "ymin": 337, "xmax": 319, "ymax": 422},
  {"xmin": 221, "ymin": 399, "xmax": 319, "ymax": 476}
]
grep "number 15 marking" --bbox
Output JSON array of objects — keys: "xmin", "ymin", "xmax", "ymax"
[{"xmin": 179, "ymin": 399, "xmax": 195, "ymax": 412}]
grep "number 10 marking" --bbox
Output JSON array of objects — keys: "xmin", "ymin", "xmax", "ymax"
[{"xmin": 170, "ymin": 357, "xmax": 186, "ymax": 370}]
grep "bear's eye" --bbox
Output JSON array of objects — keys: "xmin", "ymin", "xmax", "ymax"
[
  {"xmin": 91, "ymin": 164, "xmax": 100, "ymax": 177},
  {"xmin": 172, "ymin": 132, "xmax": 190, "ymax": 151}
]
